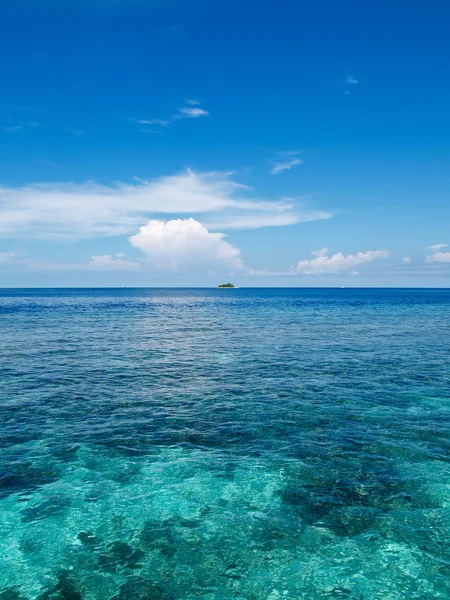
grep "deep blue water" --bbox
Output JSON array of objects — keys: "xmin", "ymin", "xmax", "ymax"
[{"xmin": 1, "ymin": 288, "xmax": 450, "ymax": 599}]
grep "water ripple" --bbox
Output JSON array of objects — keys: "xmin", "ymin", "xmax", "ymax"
[{"xmin": 1, "ymin": 288, "xmax": 450, "ymax": 599}]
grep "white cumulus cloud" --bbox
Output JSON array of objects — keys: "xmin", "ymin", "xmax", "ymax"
[
  {"xmin": 402, "ymin": 257, "xmax": 411, "ymax": 264},
  {"xmin": 130, "ymin": 218, "xmax": 244, "ymax": 271},
  {"xmin": 311, "ymin": 248, "xmax": 328, "ymax": 257},
  {"xmin": 293, "ymin": 249, "xmax": 389, "ymax": 274},
  {"xmin": 425, "ymin": 244, "xmax": 450, "ymax": 263},
  {"xmin": 425, "ymin": 251, "xmax": 450, "ymax": 263},
  {"xmin": 88, "ymin": 254, "xmax": 139, "ymax": 270}
]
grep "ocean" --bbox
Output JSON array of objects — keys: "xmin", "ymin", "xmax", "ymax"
[{"xmin": 1, "ymin": 288, "xmax": 450, "ymax": 599}]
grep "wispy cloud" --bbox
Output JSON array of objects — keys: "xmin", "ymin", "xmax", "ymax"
[
  {"xmin": 0, "ymin": 250, "xmax": 24, "ymax": 262},
  {"xmin": 344, "ymin": 74, "xmax": 358, "ymax": 95},
  {"xmin": 204, "ymin": 212, "xmax": 322, "ymax": 231},
  {"xmin": 402, "ymin": 257, "xmax": 411, "ymax": 264},
  {"xmin": 16, "ymin": 254, "xmax": 140, "ymax": 272},
  {"xmin": 270, "ymin": 152, "xmax": 303, "ymax": 175},
  {"xmin": 2, "ymin": 120, "xmax": 40, "ymax": 132},
  {"xmin": 66, "ymin": 128, "xmax": 87, "ymax": 137},
  {"xmin": 131, "ymin": 101, "xmax": 209, "ymax": 131},
  {"xmin": 0, "ymin": 170, "xmax": 326, "ymax": 239},
  {"xmin": 132, "ymin": 118, "xmax": 171, "ymax": 126},
  {"xmin": 425, "ymin": 243, "xmax": 447, "ymax": 251},
  {"xmin": 178, "ymin": 106, "xmax": 209, "ymax": 118}
]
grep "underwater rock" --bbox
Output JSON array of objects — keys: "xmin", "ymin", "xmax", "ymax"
[
  {"xmin": 77, "ymin": 531, "xmax": 102, "ymax": 548},
  {"xmin": 140, "ymin": 521, "xmax": 177, "ymax": 559},
  {"xmin": 97, "ymin": 541, "xmax": 144, "ymax": 573},
  {"xmin": 0, "ymin": 461, "xmax": 61, "ymax": 499},
  {"xmin": 37, "ymin": 570, "xmax": 82, "ymax": 600},
  {"xmin": 111, "ymin": 577, "xmax": 173, "ymax": 600},
  {"xmin": 0, "ymin": 589, "xmax": 27, "ymax": 600},
  {"xmin": 20, "ymin": 496, "xmax": 71, "ymax": 523}
]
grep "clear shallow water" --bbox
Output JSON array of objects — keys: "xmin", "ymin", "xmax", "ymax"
[{"xmin": 1, "ymin": 288, "xmax": 450, "ymax": 599}]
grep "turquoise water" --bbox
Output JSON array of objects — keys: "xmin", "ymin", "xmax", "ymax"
[{"xmin": 1, "ymin": 288, "xmax": 450, "ymax": 599}]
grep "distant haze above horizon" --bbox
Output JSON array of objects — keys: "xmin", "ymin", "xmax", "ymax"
[{"xmin": 0, "ymin": 0, "xmax": 449, "ymax": 287}]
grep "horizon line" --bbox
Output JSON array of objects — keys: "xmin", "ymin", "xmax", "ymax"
[{"xmin": 1, "ymin": 286, "xmax": 450, "ymax": 291}]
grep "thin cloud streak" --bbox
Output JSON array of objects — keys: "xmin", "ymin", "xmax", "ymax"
[
  {"xmin": 3, "ymin": 125, "xmax": 23, "ymax": 132},
  {"xmin": 270, "ymin": 152, "xmax": 303, "ymax": 175},
  {"xmin": 13, "ymin": 254, "xmax": 140, "ymax": 272},
  {"xmin": 0, "ymin": 250, "xmax": 25, "ymax": 262},
  {"xmin": 66, "ymin": 128, "xmax": 87, "ymax": 137},
  {"xmin": 178, "ymin": 107, "xmax": 209, "ymax": 118},
  {"xmin": 425, "ymin": 243, "xmax": 447, "ymax": 251},
  {"xmin": 132, "ymin": 118, "xmax": 171, "ymax": 126},
  {"xmin": 131, "ymin": 101, "xmax": 209, "ymax": 131}
]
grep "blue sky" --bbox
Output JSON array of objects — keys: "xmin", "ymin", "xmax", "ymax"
[{"xmin": 1, "ymin": 0, "xmax": 449, "ymax": 286}]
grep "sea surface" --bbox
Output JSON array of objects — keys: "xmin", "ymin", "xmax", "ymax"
[{"xmin": 1, "ymin": 288, "xmax": 450, "ymax": 599}]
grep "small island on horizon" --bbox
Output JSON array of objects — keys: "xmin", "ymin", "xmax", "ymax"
[{"xmin": 218, "ymin": 283, "xmax": 235, "ymax": 288}]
